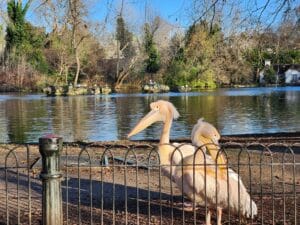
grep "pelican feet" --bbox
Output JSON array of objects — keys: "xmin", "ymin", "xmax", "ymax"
[
  {"xmin": 184, "ymin": 201, "xmax": 200, "ymax": 211},
  {"xmin": 172, "ymin": 201, "xmax": 199, "ymax": 211}
]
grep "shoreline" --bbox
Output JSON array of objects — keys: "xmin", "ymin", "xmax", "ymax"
[
  {"xmin": 1, "ymin": 84, "xmax": 300, "ymax": 95},
  {"xmin": 3, "ymin": 132, "xmax": 299, "ymax": 146}
]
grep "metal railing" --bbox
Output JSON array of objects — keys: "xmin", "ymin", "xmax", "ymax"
[{"xmin": 0, "ymin": 136, "xmax": 299, "ymax": 224}]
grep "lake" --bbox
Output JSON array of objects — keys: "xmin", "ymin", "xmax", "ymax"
[{"xmin": 0, "ymin": 86, "xmax": 300, "ymax": 143}]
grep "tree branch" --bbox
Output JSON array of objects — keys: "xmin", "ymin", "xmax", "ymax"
[{"xmin": 191, "ymin": 0, "xmax": 220, "ymax": 26}]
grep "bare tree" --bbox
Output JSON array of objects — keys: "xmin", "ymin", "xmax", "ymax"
[
  {"xmin": 67, "ymin": 0, "xmax": 89, "ymax": 86},
  {"xmin": 34, "ymin": 0, "xmax": 67, "ymax": 33},
  {"xmin": 33, "ymin": 0, "xmax": 71, "ymax": 84},
  {"xmin": 187, "ymin": 0, "xmax": 298, "ymax": 33}
]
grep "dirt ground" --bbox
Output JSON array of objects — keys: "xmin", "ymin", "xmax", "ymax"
[{"xmin": 0, "ymin": 138, "xmax": 299, "ymax": 225}]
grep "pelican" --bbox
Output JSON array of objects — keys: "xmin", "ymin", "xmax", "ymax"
[
  {"xmin": 127, "ymin": 100, "xmax": 196, "ymax": 181},
  {"xmin": 174, "ymin": 119, "xmax": 257, "ymax": 225},
  {"xmin": 191, "ymin": 118, "xmax": 227, "ymax": 169}
]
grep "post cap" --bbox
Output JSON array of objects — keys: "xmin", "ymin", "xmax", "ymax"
[
  {"xmin": 41, "ymin": 133, "xmax": 61, "ymax": 139},
  {"xmin": 39, "ymin": 134, "xmax": 62, "ymax": 142},
  {"xmin": 39, "ymin": 134, "xmax": 63, "ymax": 153}
]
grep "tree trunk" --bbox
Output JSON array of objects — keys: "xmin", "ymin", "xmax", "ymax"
[
  {"xmin": 65, "ymin": 66, "xmax": 69, "ymax": 85},
  {"xmin": 73, "ymin": 48, "xmax": 80, "ymax": 86},
  {"xmin": 116, "ymin": 40, "xmax": 120, "ymax": 82},
  {"xmin": 114, "ymin": 57, "xmax": 137, "ymax": 89},
  {"xmin": 115, "ymin": 71, "xmax": 129, "ymax": 89}
]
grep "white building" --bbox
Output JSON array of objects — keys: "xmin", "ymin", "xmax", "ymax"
[
  {"xmin": 259, "ymin": 64, "xmax": 300, "ymax": 85},
  {"xmin": 285, "ymin": 68, "xmax": 300, "ymax": 84}
]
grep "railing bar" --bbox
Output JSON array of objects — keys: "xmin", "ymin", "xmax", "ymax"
[
  {"xmin": 292, "ymin": 152, "xmax": 297, "ymax": 225},
  {"xmin": 259, "ymin": 151, "xmax": 264, "ymax": 225},
  {"xmin": 66, "ymin": 145, "xmax": 69, "ymax": 225},
  {"xmin": 5, "ymin": 149, "xmax": 19, "ymax": 224},
  {"xmin": 0, "ymin": 166, "xmax": 29, "ymax": 169},
  {"xmin": 54, "ymin": 162, "xmax": 300, "ymax": 169},
  {"xmin": 100, "ymin": 165, "xmax": 104, "ymax": 225},
  {"xmin": 227, "ymin": 165, "xmax": 231, "ymax": 225},
  {"xmin": 193, "ymin": 154, "xmax": 196, "ymax": 225},
  {"xmin": 112, "ymin": 162, "xmax": 116, "ymax": 225},
  {"xmin": 238, "ymin": 152, "xmax": 241, "ymax": 225},
  {"xmin": 252, "ymin": 192, "xmax": 300, "ymax": 196},
  {"xmin": 271, "ymin": 154, "xmax": 275, "ymax": 225},
  {"xmin": 125, "ymin": 162, "xmax": 128, "ymax": 225},
  {"xmin": 159, "ymin": 164, "xmax": 162, "ymax": 225},
  {"xmin": 90, "ymin": 159, "xmax": 93, "ymax": 225},
  {"xmin": 136, "ymin": 161, "xmax": 139, "ymax": 225},
  {"xmin": 181, "ymin": 158, "xmax": 185, "ymax": 225},
  {"xmin": 147, "ymin": 161, "xmax": 151, "ymax": 224},
  {"xmin": 78, "ymin": 155, "xmax": 81, "ymax": 225},
  {"xmin": 204, "ymin": 153, "xmax": 208, "ymax": 225},
  {"xmin": 215, "ymin": 157, "xmax": 219, "ymax": 225},
  {"xmin": 17, "ymin": 166, "xmax": 20, "ymax": 224},
  {"xmin": 282, "ymin": 161, "xmax": 286, "ymax": 224},
  {"xmin": 170, "ymin": 162, "xmax": 174, "ymax": 225},
  {"xmin": 249, "ymin": 151, "xmax": 253, "ymax": 224},
  {"xmin": 27, "ymin": 145, "xmax": 32, "ymax": 225},
  {"xmin": 77, "ymin": 147, "xmax": 93, "ymax": 225},
  {"xmin": 5, "ymin": 168, "xmax": 9, "ymax": 225}
]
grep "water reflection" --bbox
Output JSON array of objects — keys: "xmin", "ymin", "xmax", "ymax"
[{"xmin": 0, "ymin": 87, "xmax": 299, "ymax": 143}]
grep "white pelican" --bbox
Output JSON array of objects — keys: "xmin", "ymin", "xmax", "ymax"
[
  {"xmin": 191, "ymin": 118, "xmax": 227, "ymax": 169},
  {"xmin": 174, "ymin": 119, "xmax": 257, "ymax": 225},
  {"xmin": 127, "ymin": 100, "xmax": 196, "ymax": 181}
]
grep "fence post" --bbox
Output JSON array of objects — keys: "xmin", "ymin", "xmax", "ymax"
[{"xmin": 39, "ymin": 134, "xmax": 63, "ymax": 225}]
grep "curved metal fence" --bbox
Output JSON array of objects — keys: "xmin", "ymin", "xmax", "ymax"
[{"xmin": 0, "ymin": 140, "xmax": 299, "ymax": 224}]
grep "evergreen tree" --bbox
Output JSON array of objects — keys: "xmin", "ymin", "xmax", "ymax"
[
  {"xmin": 165, "ymin": 21, "xmax": 220, "ymax": 88},
  {"xmin": 144, "ymin": 23, "xmax": 160, "ymax": 74},
  {"xmin": 5, "ymin": 0, "xmax": 31, "ymax": 58},
  {"xmin": 116, "ymin": 16, "xmax": 135, "ymax": 58},
  {"xmin": 5, "ymin": 0, "xmax": 48, "ymax": 72}
]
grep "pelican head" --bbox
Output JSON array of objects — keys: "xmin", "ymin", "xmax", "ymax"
[
  {"xmin": 191, "ymin": 118, "xmax": 220, "ymax": 146},
  {"xmin": 127, "ymin": 100, "xmax": 179, "ymax": 138}
]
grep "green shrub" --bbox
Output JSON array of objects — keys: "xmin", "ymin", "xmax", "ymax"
[{"xmin": 264, "ymin": 67, "xmax": 276, "ymax": 84}]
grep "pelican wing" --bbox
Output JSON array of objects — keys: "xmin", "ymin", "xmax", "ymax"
[{"xmin": 175, "ymin": 152, "xmax": 228, "ymax": 206}]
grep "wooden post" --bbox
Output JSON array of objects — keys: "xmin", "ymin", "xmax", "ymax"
[{"xmin": 39, "ymin": 134, "xmax": 63, "ymax": 225}]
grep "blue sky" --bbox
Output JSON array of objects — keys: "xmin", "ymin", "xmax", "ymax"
[
  {"xmin": 82, "ymin": 0, "xmax": 297, "ymax": 32},
  {"xmin": 18, "ymin": 0, "xmax": 189, "ymax": 32},
  {"xmin": 86, "ymin": 0, "xmax": 190, "ymax": 28},
  {"xmin": 4, "ymin": 0, "xmax": 298, "ymax": 33},
  {"xmin": 148, "ymin": 0, "xmax": 187, "ymax": 23}
]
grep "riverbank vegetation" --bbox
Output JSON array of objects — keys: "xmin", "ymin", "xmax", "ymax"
[{"xmin": 0, "ymin": 0, "xmax": 299, "ymax": 92}]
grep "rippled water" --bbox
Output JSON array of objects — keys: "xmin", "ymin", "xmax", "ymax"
[{"xmin": 0, "ymin": 86, "xmax": 299, "ymax": 143}]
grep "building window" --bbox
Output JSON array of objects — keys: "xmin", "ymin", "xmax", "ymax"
[{"xmin": 292, "ymin": 74, "xmax": 297, "ymax": 82}]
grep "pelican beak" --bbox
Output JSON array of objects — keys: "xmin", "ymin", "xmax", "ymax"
[
  {"xmin": 128, "ymin": 109, "xmax": 161, "ymax": 138},
  {"xmin": 211, "ymin": 136, "xmax": 219, "ymax": 146}
]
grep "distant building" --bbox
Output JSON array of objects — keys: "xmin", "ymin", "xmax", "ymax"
[
  {"xmin": 285, "ymin": 66, "xmax": 300, "ymax": 84},
  {"xmin": 265, "ymin": 59, "xmax": 271, "ymax": 67},
  {"xmin": 259, "ymin": 64, "xmax": 300, "ymax": 85}
]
